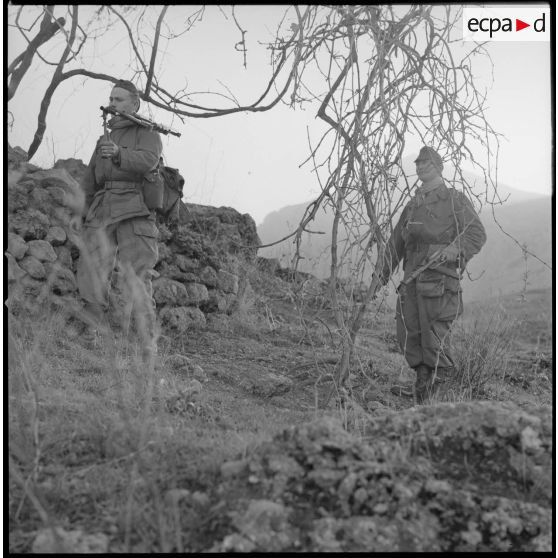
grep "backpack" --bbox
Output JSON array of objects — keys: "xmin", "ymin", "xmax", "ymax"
[
  {"xmin": 158, "ymin": 164, "xmax": 185, "ymax": 223},
  {"xmin": 142, "ymin": 158, "xmax": 185, "ymax": 223}
]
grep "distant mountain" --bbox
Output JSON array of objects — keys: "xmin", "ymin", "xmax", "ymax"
[{"xmin": 257, "ymin": 177, "xmax": 552, "ymax": 303}]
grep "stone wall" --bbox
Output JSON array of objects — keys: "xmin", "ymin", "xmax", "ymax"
[{"xmin": 6, "ymin": 145, "xmax": 261, "ymax": 332}]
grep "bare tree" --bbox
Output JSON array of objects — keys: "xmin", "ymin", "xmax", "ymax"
[
  {"xmin": 257, "ymin": 5, "xmax": 504, "ymax": 406},
  {"xmin": 7, "ymin": 4, "xmax": 307, "ymax": 159}
]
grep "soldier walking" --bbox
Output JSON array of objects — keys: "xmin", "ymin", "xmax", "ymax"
[
  {"xmin": 74, "ymin": 80, "xmax": 162, "ymax": 355},
  {"xmin": 377, "ymin": 146, "xmax": 486, "ymax": 403}
]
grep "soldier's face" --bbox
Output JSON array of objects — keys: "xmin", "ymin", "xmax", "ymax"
[
  {"xmin": 109, "ymin": 87, "xmax": 138, "ymax": 113},
  {"xmin": 416, "ymin": 159, "xmax": 441, "ymax": 182}
]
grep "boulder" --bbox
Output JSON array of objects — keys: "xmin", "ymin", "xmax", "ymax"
[
  {"xmin": 53, "ymin": 157, "xmax": 88, "ymax": 183},
  {"xmin": 29, "ymin": 186, "xmax": 52, "ymax": 211},
  {"xmin": 7, "ymin": 253, "xmax": 26, "ymax": 283},
  {"xmin": 44, "ymin": 263, "xmax": 78, "ymax": 294},
  {"xmin": 7, "ymin": 182, "xmax": 29, "ymax": 212},
  {"xmin": 45, "ymin": 226, "xmax": 67, "ymax": 246},
  {"xmin": 159, "ymin": 306, "xmax": 206, "ymax": 333},
  {"xmin": 204, "ymin": 403, "xmax": 552, "ymax": 553},
  {"xmin": 174, "ymin": 254, "xmax": 201, "ymax": 273},
  {"xmin": 9, "ymin": 209, "xmax": 51, "ymax": 240},
  {"xmin": 27, "ymin": 240, "xmax": 58, "ymax": 262},
  {"xmin": 201, "ymin": 290, "xmax": 228, "ymax": 314},
  {"xmin": 53, "ymin": 245, "xmax": 73, "ymax": 268},
  {"xmin": 217, "ymin": 270, "xmax": 239, "ymax": 294},
  {"xmin": 199, "ymin": 265, "xmax": 219, "ymax": 288},
  {"xmin": 7, "ymin": 233, "xmax": 28, "ymax": 260},
  {"xmin": 185, "ymin": 282, "xmax": 210, "ymax": 305},
  {"xmin": 19, "ymin": 256, "xmax": 46, "ymax": 279},
  {"xmin": 152, "ymin": 278, "xmax": 190, "ymax": 306}
]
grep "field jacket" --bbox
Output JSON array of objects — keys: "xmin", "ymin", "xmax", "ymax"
[
  {"xmin": 81, "ymin": 117, "xmax": 163, "ymax": 226},
  {"xmin": 379, "ymin": 182, "xmax": 487, "ymax": 284}
]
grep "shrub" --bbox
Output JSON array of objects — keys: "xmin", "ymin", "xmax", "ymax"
[{"xmin": 450, "ymin": 309, "xmax": 518, "ymax": 399}]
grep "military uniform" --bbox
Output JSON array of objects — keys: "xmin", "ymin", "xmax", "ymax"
[
  {"xmin": 76, "ymin": 115, "xmax": 163, "ymax": 340},
  {"xmin": 380, "ymin": 170, "xmax": 486, "ymax": 400}
]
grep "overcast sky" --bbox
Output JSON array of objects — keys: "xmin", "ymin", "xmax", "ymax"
[{"xmin": 8, "ymin": 5, "xmax": 552, "ymax": 225}]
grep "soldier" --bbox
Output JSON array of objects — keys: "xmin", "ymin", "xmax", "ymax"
[
  {"xmin": 377, "ymin": 146, "xmax": 486, "ymax": 403},
  {"xmin": 74, "ymin": 80, "xmax": 162, "ymax": 354}
]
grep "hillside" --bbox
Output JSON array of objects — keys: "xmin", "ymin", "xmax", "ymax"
[
  {"xmin": 258, "ymin": 182, "xmax": 551, "ymax": 303},
  {"xmin": 7, "ymin": 151, "xmax": 553, "ymax": 553}
]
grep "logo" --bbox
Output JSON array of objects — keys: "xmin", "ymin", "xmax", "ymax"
[{"xmin": 463, "ymin": 7, "xmax": 550, "ymax": 41}]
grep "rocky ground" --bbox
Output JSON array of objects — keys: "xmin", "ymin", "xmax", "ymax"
[{"xmin": 7, "ymin": 147, "xmax": 553, "ymax": 553}]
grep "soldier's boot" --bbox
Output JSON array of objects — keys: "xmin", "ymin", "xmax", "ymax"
[
  {"xmin": 390, "ymin": 368, "xmax": 419, "ymax": 398},
  {"xmin": 414, "ymin": 364, "xmax": 435, "ymax": 404}
]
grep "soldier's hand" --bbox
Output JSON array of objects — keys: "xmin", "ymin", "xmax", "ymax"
[
  {"xmin": 98, "ymin": 140, "xmax": 119, "ymax": 159},
  {"xmin": 439, "ymin": 244, "xmax": 460, "ymax": 263}
]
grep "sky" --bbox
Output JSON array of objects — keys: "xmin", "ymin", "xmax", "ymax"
[{"xmin": 7, "ymin": 4, "xmax": 553, "ymax": 225}]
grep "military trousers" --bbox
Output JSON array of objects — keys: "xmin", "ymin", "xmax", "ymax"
[
  {"xmin": 76, "ymin": 215, "xmax": 159, "ymax": 336},
  {"xmin": 395, "ymin": 270, "xmax": 462, "ymax": 372}
]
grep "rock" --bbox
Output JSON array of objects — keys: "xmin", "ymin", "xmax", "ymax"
[
  {"xmin": 217, "ymin": 270, "xmax": 239, "ymax": 294},
  {"xmin": 53, "ymin": 157, "xmax": 88, "ymax": 183},
  {"xmin": 19, "ymin": 256, "xmax": 46, "ymax": 279},
  {"xmin": 31, "ymin": 527, "xmax": 109, "ymax": 553},
  {"xmin": 7, "ymin": 144, "xmax": 28, "ymax": 166},
  {"xmin": 53, "ymin": 245, "xmax": 73, "ymax": 268},
  {"xmin": 152, "ymin": 278, "xmax": 190, "ymax": 306},
  {"xmin": 21, "ymin": 275, "xmax": 45, "ymax": 297},
  {"xmin": 175, "ymin": 254, "xmax": 200, "ymax": 273},
  {"xmin": 44, "ymin": 263, "xmax": 77, "ymax": 294},
  {"xmin": 157, "ymin": 242, "xmax": 173, "ymax": 263},
  {"xmin": 45, "ymin": 226, "xmax": 67, "ymax": 246},
  {"xmin": 240, "ymin": 372, "xmax": 293, "ymax": 398},
  {"xmin": 159, "ymin": 306, "xmax": 206, "ymax": 333},
  {"xmin": 27, "ymin": 240, "xmax": 58, "ymax": 262},
  {"xmin": 230, "ymin": 499, "xmax": 293, "ymax": 552},
  {"xmin": 199, "ymin": 266, "xmax": 219, "ymax": 287},
  {"xmin": 7, "ymin": 233, "xmax": 28, "ymax": 260},
  {"xmin": 29, "ymin": 186, "xmax": 52, "ymax": 211},
  {"xmin": 50, "ymin": 205, "xmax": 72, "ymax": 227},
  {"xmin": 7, "ymin": 182, "xmax": 30, "ymax": 212},
  {"xmin": 9, "ymin": 209, "xmax": 51, "ymax": 240},
  {"xmin": 185, "ymin": 282, "xmax": 209, "ymax": 305},
  {"xmin": 257, "ymin": 256, "xmax": 280, "ymax": 274},
  {"xmin": 28, "ymin": 168, "xmax": 84, "ymax": 213},
  {"xmin": 7, "ymin": 253, "xmax": 26, "ymax": 282},
  {"xmin": 201, "ymin": 290, "xmax": 228, "ymax": 314}
]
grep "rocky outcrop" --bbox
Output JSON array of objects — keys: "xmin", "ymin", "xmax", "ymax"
[
  {"xmin": 202, "ymin": 401, "xmax": 551, "ymax": 552},
  {"xmin": 6, "ymin": 146, "xmax": 260, "ymax": 332}
]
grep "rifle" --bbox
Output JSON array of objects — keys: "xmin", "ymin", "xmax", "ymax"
[
  {"xmin": 397, "ymin": 216, "xmax": 476, "ymax": 290},
  {"xmin": 100, "ymin": 106, "xmax": 182, "ymax": 137},
  {"xmin": 397, "ymin": 244, "xmax": 458, "ymax": 291}
]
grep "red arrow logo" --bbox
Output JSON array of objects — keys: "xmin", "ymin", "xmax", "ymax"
[{"xmin": 516, "ymin": 19, "xmax": 530, "ymax": 31}]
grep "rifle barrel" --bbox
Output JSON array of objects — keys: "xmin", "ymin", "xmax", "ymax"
[{"xmin": 99, "ymin": 106, "xmax": 181, "ymax": 137}]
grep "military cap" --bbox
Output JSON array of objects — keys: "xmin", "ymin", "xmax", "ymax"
[
  {"xmin": 113, "ymin": 80, "xmax": 139, "ymax": 96},
  {"xmin": 414, "ymin": 146, "xmax": 443, "ymax": 168}
]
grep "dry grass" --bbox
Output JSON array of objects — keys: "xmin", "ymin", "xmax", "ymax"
[
  {"xmin": 449, "ymin": 308, "xmax": 519, "ymax": 400},
  {"xmin": 7, "ymin": 299, "xmax": 273, "ymax": 552}
]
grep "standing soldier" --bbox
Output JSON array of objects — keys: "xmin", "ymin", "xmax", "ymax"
[
  {"xmin": 74, "ymin": 80, "xmax": 162, "ymax": 356},
  {"xmin": 377, "ymin": 146, "xmax": 486, "ymax": 403}
]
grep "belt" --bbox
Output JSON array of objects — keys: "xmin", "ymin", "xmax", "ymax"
[{"xmin": 102, "ymin": 180, "xmax": 139, "ymax": 190}]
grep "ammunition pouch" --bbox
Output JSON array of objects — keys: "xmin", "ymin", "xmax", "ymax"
[{"xmin": 141, "ymin": 171, "xmax": 164, "ymax": 210}]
